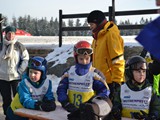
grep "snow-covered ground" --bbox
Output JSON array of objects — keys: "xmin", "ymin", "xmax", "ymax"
[
  {"xmin": 16, "ymin": 36, "xmax": 142, "ymax": 93},
  {"xmin": 16, "ymin": 36, "xmax": 141, "ymax": 49}
]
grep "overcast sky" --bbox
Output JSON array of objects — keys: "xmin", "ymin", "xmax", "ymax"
[{"xmin": 0, "ymin": 0, "xmax": 159, "ymax": 23}]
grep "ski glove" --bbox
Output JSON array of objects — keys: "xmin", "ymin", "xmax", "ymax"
[
  {"xmin": 42, "ymin": 99, "xmax": 56, "ymax": 112},
  {"xmin": 35, "ymin": 100, "xmax": 56, "ymax": 112},
  {"xmin": 132, "ymin": 110, "xmax": 157, "ymax": 120},
  {"xmin": 111, "ymin": 108, "xmax": 121, "ymax": 120},
  {"xmin": 35, "ymin": 101, "xmax": 42, "ymax": 110},
  {"xmin": 131, "ymin": 110, "xmax": 148, "ymax": 119},
  {"xmin": 145, "ymin": 115, "xmax": 157, "ymax": 120},
  {"xmin": 67, "ymin": 109, "xmax": 81, "ymax": 120},
  {"xmin": 62, "ymin": 101, "xmax": 78, "ymax": 112}
]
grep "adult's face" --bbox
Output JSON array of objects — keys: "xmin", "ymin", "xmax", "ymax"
[
  {"xmin": 156, "ymin": 0, "xmax": 160, "ymax": 6},
  {"xmin": 5, "ymin": 32, "xmax": 16, "ymax": 41},
  {"xmin": 88, "ymin": 23, "xmax": 97, "ymax": 31}
]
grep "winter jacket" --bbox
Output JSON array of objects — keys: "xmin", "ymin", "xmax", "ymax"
[
  {"xmin": 0, "ymin": 41, "xmax": 29, "ymax": 81},
  {"xmin": 113, "ymin": 79, "xmax": 160, "ymax": 119},
  {"xmin": 91, "ymin": 21, "xmax": 125, "ymax": 84},
  {"xmin": 11, "ymin": 74, "xmax": 55, "ymax": 111},
  {"xmin": 153, "ymin": 74, "xmax": 160, "ymax": 96},
  {"xmin": 57, "ymin": 64, "xmax": 110, "ymax": 107}
]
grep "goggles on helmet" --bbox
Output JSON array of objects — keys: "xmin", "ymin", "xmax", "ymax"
[
  {"xmin": 130, "ymin": 62, "xmax": 147, "ymax": 70},
  {"xmin": 76, "ymin": 48, "xmax": 93, "ymax": 55},
  {"xmin": 28, "ymin": 59, "xmax": 43, "ymax": 67}
]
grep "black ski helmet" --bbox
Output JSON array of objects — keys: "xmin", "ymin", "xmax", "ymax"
[{"xmin": 125, "ymin": 55, "xmax": 147, "ymax": 79}]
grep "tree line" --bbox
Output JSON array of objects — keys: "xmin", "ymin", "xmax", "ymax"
[{"xmin": 2, "ymin": 15, "xmax": 153, "ymax": 36}]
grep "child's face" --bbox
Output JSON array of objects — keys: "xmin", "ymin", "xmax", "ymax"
[
  {"xmin": 132, "ymin": 63, "xmax": 146, "ymax": 83},
  {"xmin": 29, "ymin": 69, "xmax": 42, "ymax": 82},
  {"xmin": 77, "ymin": 54, "xmax": 91, "ymax": 65}
]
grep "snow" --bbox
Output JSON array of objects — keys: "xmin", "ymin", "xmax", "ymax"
[
  {"xmin": 16, "ymin": 36, "xmax": 141, "ymax": 49},
  {"xmin": 46, "ymin": 45, "xmax": 73, "ymax": 67},
  {"xmin": 47, "ymin": 75, "xmax": 61, "ymax": 93},
  {"xmin": 16, "ymin": 36, "xmax": 142, "ymax": 93}
]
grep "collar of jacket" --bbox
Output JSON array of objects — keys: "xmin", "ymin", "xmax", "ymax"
[
  {"xmin": 127, "ymin": 79, "xmax": 150, "ymax": 91},
  {"xmin": 92, "ymin": 19, "xmax": 107, "ymax": 40},
  {"xmin": 75, "ymin": 62, "xmax": 92, "ymax": 76}
]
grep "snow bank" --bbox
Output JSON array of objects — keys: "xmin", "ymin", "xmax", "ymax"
[{"xmin": 16, "ymin": 36, "xmax": 142, "ymax": 49}]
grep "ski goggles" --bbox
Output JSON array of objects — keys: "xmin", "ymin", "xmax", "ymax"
[
  {"xmin": 131, "ymin": 62, "xmax": 147, "ymax": 70},
  {"xmin": 28, "ymin": 59, "xmax": 42, "ymax": 67},
  {"xmin": 76, "ymin": 48, "xmax": 93, "ymax": 55}
]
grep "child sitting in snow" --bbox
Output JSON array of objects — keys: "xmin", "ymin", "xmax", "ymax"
[
  {"xmin": 7, "ymin": 56, "xmax": 56, "ymax": 120},
  {"xmin": 57, "ymin": 40, "xmax": 112, "ymax": 120}
]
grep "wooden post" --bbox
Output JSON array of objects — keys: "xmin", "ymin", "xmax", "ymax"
[
  {"xmin": 109, "ymin": 0, "xmax": 115, "ymax": 22},
  {"xmin": 112, "ymin": 0, "xmax": 115, "ymax": 22},
  {"xmin": 59, "ymin": 10, "xmax": 62, "ymax": 47},
  {"xmin": 0, "ymin": 14, "xmax": 3, "ymax": 50},
  {"xmin": 109, "ymin": 6, "xmax": 113, "ymax": 21}
]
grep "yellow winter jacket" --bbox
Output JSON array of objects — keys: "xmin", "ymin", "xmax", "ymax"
[{"xmin": 92, "ymin": 21, "xmax": 125, "ymax": 84}]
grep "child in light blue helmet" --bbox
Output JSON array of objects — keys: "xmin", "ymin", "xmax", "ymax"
[{"xmin": 6, "ymin": 56, "xmax": 56, "ymax": 120}]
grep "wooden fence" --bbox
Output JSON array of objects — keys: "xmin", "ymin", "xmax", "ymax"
[{"xmin": 59, "ymin": 6, "xmax": 159, "ymax": 47}]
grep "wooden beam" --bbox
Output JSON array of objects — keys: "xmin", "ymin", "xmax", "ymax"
[{"xmin": 112, "ymin": 0, "xmax": 115, "ymax": 22}]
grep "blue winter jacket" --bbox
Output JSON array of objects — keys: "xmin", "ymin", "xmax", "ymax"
[
  {"xmin": 57, "ymin": 63, "xmax": 110, "ymax": 104},
  {"xmin": 17, "ymin": 74, "xmax": 55, "ymax": 109}
]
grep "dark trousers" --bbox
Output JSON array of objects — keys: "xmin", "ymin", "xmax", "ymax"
[
  {"xmin": 108, "ymin": 83, "xmax": 114, "ymax": 101},
  {"xmin": 0, "ymin": 80, "xmax": 20, "ymax": 116}
]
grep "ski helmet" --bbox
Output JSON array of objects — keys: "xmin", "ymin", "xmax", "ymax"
[
  {"xmin": 125, "ymin": 55, "xmax": 147, "ymax": 79},
  {"xmin": 74, "ymin": 41, "xmax": 93, "ymax": 63},
  {"xmin": 28, "ymin": 56, "xmax": 47, "ymax": 80}
]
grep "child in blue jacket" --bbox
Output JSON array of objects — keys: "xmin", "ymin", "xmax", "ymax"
[
  {"xmin": 57, "ymin": 41, "xmax": 112, "ymax": 120},
  {"xmin": 7, "ymin": 56, "xmax": 56, "ymax": 120}
]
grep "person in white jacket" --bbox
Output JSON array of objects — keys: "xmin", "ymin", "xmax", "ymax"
[{"xmin": 0, "ymin": 26, "xmax": 29, "ymax": 120}]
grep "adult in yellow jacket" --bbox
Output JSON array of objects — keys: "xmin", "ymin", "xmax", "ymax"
[{"xmin": 87, "ymin": 10, "xmax": 125, "ymax": 101}]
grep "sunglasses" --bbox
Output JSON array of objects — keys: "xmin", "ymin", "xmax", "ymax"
[
  {"xmin": 28, "ymin": 59, "xmax": 43, "ymax": 67},
  {"xmin": 76, "ymin": 48, "xmax": 93, "ymax": 55}
]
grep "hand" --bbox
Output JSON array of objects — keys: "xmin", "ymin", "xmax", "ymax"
[
  {"xmin": 111, "ymin": 108, "xmax": 121, "ymax": 120},
  {"xmin": 62, "ymin": 101, "xmax": 78, "ymax": 112},
  {"xmin": 41, "ymin": 100, "xmax": 56, "ymax": 112},
  {"xmin": 131, "ymin": 112, "xmax": 143, "ymax": 119},
  {"xmin": 34, "ymin": 101, "xmax": 42, "ymax": 110},
  {"xmin": 145, "ymin": 115, "xmax": 157, "ymax": 120},
  {"xmin": 67, "ymin": 109, "xmax": 80, "ymax": 120},
  {"xmin": 35, "ymin": 100, "xmax": 56, "ymax": 112},
  {"xmin": 130, "ymin": 110, "xmax": 148, "ymax": 119}
]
